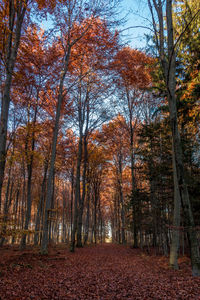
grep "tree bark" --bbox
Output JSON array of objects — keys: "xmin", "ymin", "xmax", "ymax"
[
  {"xmin": 169, "ymin": 145, "xmax": 181, "ymax": 269},
  {"xmin": 126, "ymin": 88, "xmax": 137, "ymax": 247},
  {"xmin": 77, "ymin": 135, "xmax": 88, "ymax": 247},
  {"xmin": 41, "ymin": 48, "xmax": 71, "ymax": 254},
  {"xmin": 0, "ymin": 1, "xmax": 27, "ymax": 210},
  {"xmin": 34, "ymin": 160, "xmax": 48, "ymax": 246},
  {"xmin": 84, "ymin": 188, "xmax": 90, "ymax": 245},
  {"xmin": 166, "ymin": 0, "xmax": 200, "ymax": 276},
  {"xmin": 70, "ymin": 137, "xmax": 82, "ymax": 252},
  {"xmin": 11, "ymin": 185, "xmax": 20, "ymax": 245},
  {"xmin": 118, "ymin": 153, "xmax": 126, "ymax": 244},
  {"xmin": 148, "ymin": 0, "xmax": 200, "ymax": 275},
  {"xmin": 21, "ymin": 101, "xmax": 38, "ymax": 249},
  {"xmin": 70, "ymin": 168, "xmax": 74, "ymax": 242},
  {"xmin": 0, "ymin": 161, "xmax": 13, "ymax": 246}
]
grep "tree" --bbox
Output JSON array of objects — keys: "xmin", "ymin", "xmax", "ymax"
[
  {"xmin": 0, "ymin": 0, "xmax": 27, "ymax": 211},
  {"xmin": 0, "ymin": 0, "xmax": 55, "ymax": 211},
  {"xmin": 68, "ymin": 17, "xmax": 119, "ymax": 251},
  {"xmin": 98, "ymin": 115, "xmax": 130, "ymax": 244},
  {"xmin": 112, "ymin": 47, "xmax": 153, "ymax": 247},
  {"xmin": 147, "ymin": 0, "xmax": 200, "ymax": 275},
  {"xmin": 41, "ymin": 0, "xmax": 120, "ymax": 254}
]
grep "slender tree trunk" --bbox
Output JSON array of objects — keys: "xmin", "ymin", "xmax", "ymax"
[
  {"xmin": 166, "ymin": 0, "xmax": 200, "ymax": 276},
  {"xmin": 84, "ymin": 190, "xmax": 90, "ymax": 245},
  {"xmin": 41, "ymin": 48, "xmax": 71, "ymax": 254},
  {"xmin": 98, "ymin": 201, "xmax": 102, "ymax": 243},
  {"xmin": 93, "ymin": 179, "xmax": 100, "ymax": 245},
  {"xmin": 118, "ymin": 154, "xmax": 126, "ymax": 244},
  {"xmin": 34, "ymin": 160, "xmax": 48, "ymax": 246},
  {"xmin": 77, "ymin": 135, "xmax": 88, "ymax": 247},
  {"xmin": 20, "ymin": 160, "xmax": 26, "ymax": 231},
  {"xmin": 70, "ymin": 137, "xmax": 82, "ymax": 252},
  {"xmin": 20, "ymin": 162, "xmax": 33, "ymax": 249},
  {"xmin": 70, "ymin": 168, "xmax": 74, "ymax": 242},
  {"xmin": 169, "ymin": 148, "xmax": 181, "ymax": 269},
  {"xmin": 12, "ymin": 186, "xmax": 20, "ymax": 244},
  {"xmin": 94, "ymin": 191, "xmax": 97, "ymax": 245},
  {"xmin": 49, "ymin": 169, "xmax": 55, "ymax": 243},
  {"xmin": 114, "ymin": 194, "xmax": 118, "ymax": 243},
  {"xmin": 0, "ymin": 140, "xmax": 16, "ymax": 246},
  {"xmin": 21, "ymin": 102, "xmax": 38, "ymax": 249},
  {"xmin": 62, "ymin": 188, "xmax": 66, "ymax": 243},
  {"xmin": 117, "ymin": 195, "xmax": 121, "ymax": 244},
  {"xmin": 129, "ymin": 108, "xmax": 138, "ymax": 248},
  {"xmin": 0, "ymin": 163, "xmax": 12, "ymax": 246}
]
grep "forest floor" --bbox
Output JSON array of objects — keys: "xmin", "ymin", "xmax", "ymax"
[{"xmin": 0, "ymin": 243, "xmax": 200, "ymax": 300}]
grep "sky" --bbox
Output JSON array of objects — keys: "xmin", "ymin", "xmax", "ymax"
[
  {"xmin": 120, "ymin": 0, "xmax": 152, "ymax": 49},
  {"xmin": 41, "ymin": 0, "xmax": 152, "ymax": 50}
]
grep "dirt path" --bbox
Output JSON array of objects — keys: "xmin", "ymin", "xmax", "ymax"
[{"xmin": 0, "ymin": 244, "xmax": 199, "ymax": 299}]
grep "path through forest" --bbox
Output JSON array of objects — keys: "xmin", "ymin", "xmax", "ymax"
[{"xmin": 0, "ymin": 244, "xmax": 200, "ymax": 299}]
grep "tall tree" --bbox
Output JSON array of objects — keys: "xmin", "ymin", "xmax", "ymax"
[
  {"xmin": 0, "ymin": 0, "xmax": 55, "ymax": 211},
  {"xmin": 0, "ymin": 0, "xmax": 27, "ymax": 210},
  {"xmin": 98, "ymin": 116, "xmax": 130, "ymax": 244},
  {"xmin": 41, "ymin": 0, "xmax": 120, "ymax": 254},
  {"xmin": 147, "ymin": 0, "xmax": 200, "ymax": 275},
  {"xmin": 69, "ymin": 18, "xmax": 119, "ymax": 251},
  {"xmin": 112, "ymin": 47, "xmax": 153, "ymax": 247}
]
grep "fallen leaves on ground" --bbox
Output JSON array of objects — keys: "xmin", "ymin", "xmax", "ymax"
[{"xmin": 0, "ymin": 244, "xmax": 199, "ymax": 299}]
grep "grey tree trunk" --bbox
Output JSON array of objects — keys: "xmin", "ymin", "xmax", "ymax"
[
  {"xmin": 41, "ymin": 48, "xmax": 71, "ymax": 254},
  {"xmin": 118, "ymin": 153, "xmax": 126, "ymax": 244},
  {"xmin": 126, "ymin": 89, "xmax": 137, "ymax": 247},
  {"xmin": 70, "ymin": 136, "xmax": 82, "ymax": 252},
  {"xmin": 70, "ymin": 168, "xmax": 74, "ymax": 242},
  {"xmin": 84, "ymin": 189, "xmax": 90, "ymax": 245},
  {"xmin": 0, "ymin": 160, "xmax": 13, "ymax": 246},
  {"xmin": 148, "ymin": 0, "xmax": 200, "ymax": 275},
  {"xmin": 94, "ymin": 190, "xmax": 97, "ymax": 245},
  {"xmin": 12, "ymin": 186, "xmax": 20, "ymax": 245},
  {"xmin": 0, "ymin": 1, "xmax": 27, "ymax": 210},
  {"xmin": 169, "ymin": 145, "xmax": 181, "ymax": 269},
  {"xmin": 34, "ymin": 160, "xmax": 48, "ymax": 246},
  {"xmin": 166, "ymin": 0, "xmax": 200, "ymax": 276},
  {"xmin": 77, "ymin": 135, "xmax": 88, "ymax": 247},
  {"xmin": 20, "ymin": 159, "xmax": 26, "ymax": 230},
  {"xmin": 21, "ymin": 102, "xmax": 38, "ymax": 249},
  {"xmin": 48, "ymin": 169, "xmax": 55, "ymax": 243},
  {"xmin": 62, "ymin": 191, "xmax": 66, "ymax": 243}
]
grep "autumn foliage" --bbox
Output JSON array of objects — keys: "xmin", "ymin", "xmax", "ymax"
[{"xmin": 0, "ymin": 1, "xmax": 200, "ymax": 297}]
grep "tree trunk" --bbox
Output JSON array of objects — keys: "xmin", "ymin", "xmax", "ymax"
[
  {"xmin": 62, "ymin": 187, "xmax": 67, "ymax": 243},
  {"xmin": 169, "ymin": 148, "xmax": 181, "ymax": 269},
  {"xmin": 0, "ymin": 163, "xmax": 12, "ymax": 246},
  {"xmin": 166, "ymin": 0, "xmax": 200, "ymax": 276},
  {"xmin": 118, "ymin": 154, "xmax": 126, "ymax": 244},
  {"xmin": 41, "ymin": 48, "xmax": 71, "ymax": 254},
  {"xmin": 20, "ymin": 159, "xmax": 26, "ymax": 231},
  {"xmin": 49, "ymin": 169, "xmax": 55, "ymax": 243},
  {"xmin": 77, "ymin": 135, "xmax": 88, "ymax": 247},
  {"xmin": 0, "ymin": 2, "xmax": 26, "ymax": 210},
  {"xmin": 70, "ymin": 137, "xmax": 82, "ymax": 252},
  {"xmin": 34, "ymin": 160, "xmax": 48, "ymax": 246},
  {"xmin": 12, "ymin": 186, "xmax": 20, "ymax": 244},
  {"xmin": 129, "ymin": 107, "xmax": 137, "ymax": 247},
  {"xmin": 147, "ymin": 0, "xmax": 200, "ymax": 275},
  {"xmin": 94, "ymin": 191, "xmax": 97, "ymax": 245},
  {"xmin": 70, "ymin": 168, "xmax": 74, "ymax": 242},
  {"xmin": 84, "ymin": 190, "xmax": 90, "ymax": 245},
  {"xmin": 21, "ymin": 102, "xmax": 38, "ymax": 249}
]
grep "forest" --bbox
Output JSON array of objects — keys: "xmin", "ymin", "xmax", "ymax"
[{"xmin": 0, "ymin": 0, "xmax": 200, "ymax": 298}]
